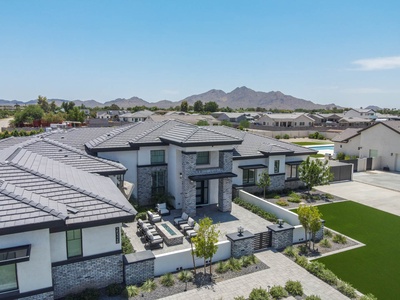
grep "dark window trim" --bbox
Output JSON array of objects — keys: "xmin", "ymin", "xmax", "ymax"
[
  {"xmin": 0, "ymin": 245, "xmax": 31, "ymax": 266},
  {"xmin": 196, "ymin": 151, "xmax": 210, "ymax": 165},
  {"xmin": 66, "ymin": 229, "xmax": 83, "ymax": 259},
  {"xmin": 0, "ymin": 263, "xmax": 18, "ymax": 294},
  {"xmin": 242, "ymin": 169, "xmax": 256, "ymax": 185},
  {"xmin": 150, "ymin": 150, "xmax": 166, "ymax": 165}
]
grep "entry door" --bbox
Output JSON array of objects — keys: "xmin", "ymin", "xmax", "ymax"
[{"xmin": 196, "ymin": 180, "xmax": 209, "ymax": 205}]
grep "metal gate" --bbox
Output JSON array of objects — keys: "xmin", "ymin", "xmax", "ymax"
[
  {"xmin": 253, "ymin": 231, "xmax": 271, "ymax": 251},
  {"xmin": 366, "ymin": 157, "xmax": 373, "ymax": 170},
  {"xmin": 330, "ymin": 164, "xmax": 353, "ymax": 182}
]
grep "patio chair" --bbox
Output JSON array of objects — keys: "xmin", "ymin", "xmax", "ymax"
[
  {"xmin": 147, "ymin": 211, "xmax": 162, "ymax": 224},
  {"xmin": 136, "ymin": 218, "xmax": 153, "ymax": 234},
  {"xmin": 156, "ymin": 202, "xmax": 170, "ymax": 216},
  {"xmin": 145, "ymin": 231, "xmax": 164, "ymax": 249},
  {"xmin": 180, "ymin": 217, "xmax": 195, "ymax": 232},
  {"xmin": 174, "ymin": 212, "xmax": 189, "ymax": 226},
  {"xmin": 186, "ymin": 223, "xmax": 200, "ymax": 239}
]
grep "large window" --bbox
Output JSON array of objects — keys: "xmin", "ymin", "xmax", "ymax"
[
  {"xmin": 0, "ymin": 264, "xmax": 17, "ymax": 293},
  {"xmin": 67, "ymin": 229, "xmax": 82, "ymax": 258},
  {"xmin": 274, "ymin": 160, "xmax": 280, "ymax": 173},
  {"xmin": 152, "ymin": 170, "xmax": 166, "ymax": 195},
  {"xmin": 287, "ymin": 164, "xmax": 299, "ymax": 179},
  {"xmin": 196, "ymin": 152, "xmax": 210, "ymax": 165},
  {"xmin": 150, "ymin": 150, "xmax": 165, "ymax": 164},
  {"xmin": 243, "ymin": 169, "xmax": 256, "ymax": 184}
]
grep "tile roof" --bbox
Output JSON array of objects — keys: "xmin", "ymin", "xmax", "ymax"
[{"xmin": 331, "ymin": 128, "xmax": 360, "ymax": 142}]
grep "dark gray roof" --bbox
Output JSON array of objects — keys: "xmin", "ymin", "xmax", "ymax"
[{"xmin": 332, "ymin": 128, "xmax": 360, "ymax": 142}]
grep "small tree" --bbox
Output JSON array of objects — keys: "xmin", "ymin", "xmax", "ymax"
[
  {"xmin": 257, "ymin": 170, "xmax": 271, "ymax": 199},
  {"xmin": 239, "ymin": 119, "xmax": 250, "ymax": 130},
  {"xmin": 297, "ymin": 205, "xmax": 322, "ymax": 250},
  {"xmin": 180, "ymin": 100, "xmax": 188, "ymax": 112},
  {"xmin": 297, "ymin": 205, "xmax": 311, "ymax": 248},
  {"xmin": 220, "ymin": 120, "xmax": 232, "ymax": 127},
  {"xmin": 298, "ymin": 157, "xmax": 333, "ymax": 194},
  {"xmin": 196, "ymin": 120, "xmax": 209, "ymax": 126},
  {"xmin": 309, "ymin": 206, "xmax": 323, "ymax": 250},
  {"xmin": 193, "ymin": 100, "xmax": 203, "ymax": 112},
  {"xmin": 191, "ymin": 217, "xmax": 220, "ymax": 275}
]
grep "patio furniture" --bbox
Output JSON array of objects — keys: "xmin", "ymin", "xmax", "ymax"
[
  {"xmin": 137, "ymin": 218, "xmax": 154, "ymax": 235},
  {"xmin": 180, "ymin": 217, "xmax": 195, "ymax": 232},
  {"xmin": 156, "ymin": 202, "xmax": 170, "ymax": 216},
  {"xmin": 145, "ymin": 231, "xmax": 164, "ymax": 249},
  {"xmin": 147, "ymin": 211, "xmax": 162, "ymax": 224},
  {"xmin": 186, "ymin": 223, "xmax": 200, "ymax": 239},
  {"xmin": 155, "ymin": 221, "xmax": 184, "ymax": 246},
  {"xmin": 174, "ymin": 212, "xmax": 189, "ymax": 226}
]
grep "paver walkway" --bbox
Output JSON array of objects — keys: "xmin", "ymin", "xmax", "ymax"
[{"xmin": 163, "ymin": 250, "xmax": 349, "ymax": 300}]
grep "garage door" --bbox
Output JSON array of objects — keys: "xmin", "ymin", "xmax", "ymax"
[{"xmin": 396, "ymin": 154, "xmax": 400, "ymax": 172}]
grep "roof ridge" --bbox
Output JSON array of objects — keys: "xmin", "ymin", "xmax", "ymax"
[
  {"xmin": 85, "ymin": 124, "xmax": 137, "ymax": 149},
  {"xmin": 0, "ymin": 181, "xmax": 68, "ymax": 220},
  {"xmin": 6, "ymin": 162, "xmax": 135, "ymax": 215},
  {"xmin": 204, "ymin": 126, "xmax": 243, "ymax": 141},
  {"xmin": 131, "ymin": 120, "xmax": 178, "ymax": 143}
]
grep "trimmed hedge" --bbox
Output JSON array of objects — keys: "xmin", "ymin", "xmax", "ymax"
[{"xmin": 233, "ymin": 197, "xmax": 277, "ymax": 222}]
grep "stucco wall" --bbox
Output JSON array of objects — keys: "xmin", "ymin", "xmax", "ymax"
[
  {"xmin": 0, "ymin": 229, "xmax": 52, "ymax": 293},
  {"xmin": 334, "ymin": 135, "xmax": 360, "ymax": 157}
]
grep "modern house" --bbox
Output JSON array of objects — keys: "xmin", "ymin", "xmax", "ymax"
[
  {"xmin": 343, "ymin": 108, "xmax": 377, "ymax": 120},
  {"xmin": 0, "ymin": 142, "xmax": 136, "ymax": 299},
  {"xmin": 338, "ymin": 116, "xmax": 374, "ymax": 127},
  {"xmin": 257, "ymin": 113, "xmax": 314, "ymax": 127},
  {"xmin": 332, "ymin": 121, "xmax": 400, "ymax": 171},
  {"xmin": 309, "ymin": 113, "xmax": 343, "ymax": 126},
  {"xmin": 43, "ymin": 120, "xmax": 315, "ymax": 216},
  {"xmin": 118, "ymin": 110, "xmax": 154, "ymax": 123}
]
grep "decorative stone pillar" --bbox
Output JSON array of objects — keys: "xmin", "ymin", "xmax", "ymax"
[
  {"xmin": 226, "ymin": 230, "xmax": 255, "ymax": 258},
  {"xmin": 123, "ymin": 250, "xmax": 155, "ymax": 286},
  {"xmin": 218, "ymin": 177, "xmax": 232, "ymax": 212},
  {"xmin": 267, "ymin": 223, "xmax": 294, "ymax": 250},
  {"xmin": 181, "ymin": 152, "xmax": 197, "ymax": 217}
]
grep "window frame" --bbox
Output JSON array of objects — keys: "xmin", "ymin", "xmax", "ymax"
[
  {"xmin": 274, "ymin": 160, "xmax": 280, "ymax": 174},
  {"xmin": 66, "ymin": 229, "xmax": 83, "ymax": 259},
  {"xmin": 0, "ymin": 263, "xmax": 18, "ymax": 293},
  {"xmin": 151, "ymin": 170, "xmax": 166, "ymax": 196},
  {"xmin": 150, "ymin": 150, "xmax": 165, "ymax": 165},
  {"xmin": 196, "ymin": 151, "xmax": 210, "ymax": 165},
  {"xmin": 242, "ymin": 169, "xmax": 256, "ymax": 185}
]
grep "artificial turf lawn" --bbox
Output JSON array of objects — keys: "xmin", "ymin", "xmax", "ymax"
[{"xmin": 315, "ymin": 201, "xmax": 400, "ymax": 299}]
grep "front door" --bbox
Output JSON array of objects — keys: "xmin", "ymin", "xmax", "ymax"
[{"xmin": 196, "ymin": 180, "xmax": 209, "ymax": 205}]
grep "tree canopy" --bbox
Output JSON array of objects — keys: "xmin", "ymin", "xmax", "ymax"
[
  {"xmin": 297, "ymin": 205, "xmax": 322, "ymax": 249},
  {"xmin": 298, "ymin": 157, "xmax": 333, "ymax": 193},
  {"xmin": 193, "ymin": 100, "xmax": 203, "ymax": 112},
  {"xmin": 257, "ymin": 170, "xmax": 271, "ymax": 199},
  {"xmin": 204, "ymin": 101, "xmax": 218, "ymax": 112},
  {"xmin": 180, "ymin": 100, "xmax": 188, "ymax": 112},
  {"xmin": 13, "ymin": 105, "xmax": 44, "ymax": 126}
]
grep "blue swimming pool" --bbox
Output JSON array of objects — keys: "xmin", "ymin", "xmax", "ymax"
[{"xmin": 309, "ymin": 145, "xmax": 334, "ymax": 151}]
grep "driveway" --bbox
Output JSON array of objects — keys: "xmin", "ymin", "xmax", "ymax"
[
  {"xmin": 315, "ymin": 171, "xmax": 400, "ymax": 216},
  {"xmin": 0, "ymin": 117, "xmax": 13, "ymax": 130}
]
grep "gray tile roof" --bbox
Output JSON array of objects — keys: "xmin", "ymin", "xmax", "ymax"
[{"xmin": 332, "ymin": 128, "xmax": 360, "ymax": 142}]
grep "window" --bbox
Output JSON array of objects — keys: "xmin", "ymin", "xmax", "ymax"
[
  {"xmin": 196, "ymin": 152, "xmax": 210, "ymax": 165},
  {"xmin": 0, "ymin": 264, "xmax": 17, "ymax": 293},
  {"xmin": 369, "ymin": 149, "xmax": 378, "ymax": 158},
  {"xmin": 274, "ymin": 160, "xmax": 280, "ymax": 173},
  {"xmin": 150, "ymin": 150, "xmax": 165, "ymax": 164},
  {"xmin": 299, "ymin": 122, "xmax": 305, "ymax": 126},
  {"xmin": 152, "ymin": 170, "xmax": 166, "ymax": 195},
  {"xmin": 243, "ymin": 169, "xmax": 256, "ymax": 184},
  {"xmin": 67, "ymin": 229, "xmax": 82, "ymax": 258},
  {"xmin": 287, "ymin": 165, "xmax": 299, "ymax": 179}
]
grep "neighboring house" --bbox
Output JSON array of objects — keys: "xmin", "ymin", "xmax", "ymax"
[
  {"xmin": 338, "ymin": 117, "xmax": 373, "ymax": 127},
  {"xmin": 258, "ymin": 113, "xmax": 314, "ymax": 127},
  {"xmin": 213, "ymin": 112, "xmax": 248, "ymax": 123},
  {"xmin": 0, "ymin": 142, "xmax": 136, "ymax": 298},
  {"xmin": 331, "ymin": 128, "xmax": 361, "ymax": 157},
  {"xmin": 331, "ymin": 121, "xmax": 400, "ymax": 171},
  {"xmin": 44, "ymin": 120, "xmax": 316, "ymax": 217},
  {"xmin": 309, "ymin": 113, "xmax": 343, "ymax": 126},
  {"xmin": 148, "ymin": 114, "xmax": 220, "ymax": 125},
  {"xmin": 118, "ymin": 110, "xmax": 154, "ymax": 122},
  {"xmin": 343, "ymin": 108, "xmax": 376, "ymax": 120},
  {"xmin": 96, "ymin": 110, "xmax": 127, "ymax": 120}
]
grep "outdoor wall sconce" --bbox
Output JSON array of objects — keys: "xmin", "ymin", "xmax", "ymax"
[
  {"xmin": 179, "ymin": 173, "xmax": 183, "ymax": 179},
  {"xmin": 238, "ymin": 226, "xmax": 244, "ymax": 236},
  {"xmin": 277, "ymin": 219, "xmax": 284, "ymax": 228}
]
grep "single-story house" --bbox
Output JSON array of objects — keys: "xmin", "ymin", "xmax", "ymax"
[
  {"xmin": 343, "ymin": 108, "xmax": 376, "ymax": 120},
  {"xmin": 258, "ymin": 113, "xmax": 314, "ymax": 127},
  {"xmin": 118, "ymin": 110, "xmax": 154, "ymax": 122},
  {"xmin": 338, "ymin": 116, "xmax": 374, "ymax": 127}
]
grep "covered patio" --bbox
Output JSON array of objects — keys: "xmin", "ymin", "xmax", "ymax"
[{"xmin": 123, "ymin": 202, "xmax": 274, "ymax": 255}]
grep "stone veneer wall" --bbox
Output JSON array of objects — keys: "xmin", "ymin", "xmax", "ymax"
[
  {"xmin": 285, "ymin": 179, "xmax": 305, "ymax": 190},
  {"xmin": 218, "ymin": 177, "xmax": 232, "ymax": 212},
  {"xmin": 124, "ymin": 252, "xmax": 155, "ymax": 286},
  {"xmin": 268, "ymin": 224, "xmax": 294, "ymax": 250},
  {"xmin": 137, "ymin": 165, "xmax": 168, "ymax": 206},
  {"xmin": 52, "ymin": 253, "xmax": 123, "ymax": 299},
  {"xmin": 19, "ymin": 291, "xmax": 54, "ymax": 300},
  {"xmin": 269, "ymin": 174, "xmax": 286, "ymax": 191}
]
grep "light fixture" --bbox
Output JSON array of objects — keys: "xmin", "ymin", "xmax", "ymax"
[
  {"xmin": 277, "ymin": 219, "xmax": 284, "ymax": 228},
  {"xmin": 179, "ymin": 173, "xmax": 183, "ymax": 179},
  {"xmin": 238, "ymin": 226, "xmax": 244, "ymax": 236}
]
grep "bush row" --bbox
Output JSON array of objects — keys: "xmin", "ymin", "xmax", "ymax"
[{"xmin": 233, "ymin": 197, "xmax": 278, "ymax": 222}]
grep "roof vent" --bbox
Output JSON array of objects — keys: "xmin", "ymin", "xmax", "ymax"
[
  {"xmin": 66, "ymin": 206, "xmax": 79, "ymax": 214},
  {"xmin": 61, "ymin": 136, "xmax": 64, "ymax": 139},
  {"xmin": 59, "ymin": 149, "xmax": 62, "ymax": 152},
  {"xmin": 64, "ymin": 155, "xmax": 68, "ymax": 158}
]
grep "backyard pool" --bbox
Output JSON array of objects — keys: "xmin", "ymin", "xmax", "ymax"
[{"xmin": 309, "ymin": 145, "xmax": 334, "ymax": 151}]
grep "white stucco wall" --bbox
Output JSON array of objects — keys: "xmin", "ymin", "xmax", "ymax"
[
  {"xmin": 334, "ymin": 135, "xmax": 361, "ymax": 157},
  {"xmin": 138, "ymin": 146, "xmax": 169, "ymax": 165},
  {"xmin": 50, "ymin": 231, "xmax": 67, "ymax": 262},
  {"xmin": 232, "ymin": 157, "xmax": 268, "ymax": 185},
  {"xmin": 359, "ymin": 123, "xmax": 400, "ymax": 170},
  {"xmin": 268, "ymin": 155, "xmax": 285, "ymax": 174},
  {"xmin": 0, "ymin": 229, "xmax": 52, "ymax": 293}
]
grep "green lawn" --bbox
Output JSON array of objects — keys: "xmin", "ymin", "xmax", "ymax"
[
  {"xmin": 315, "ymin": 201, "xmax": 400, "ymax": 299},
  {"xmin": 292, "ymin": 141, "xmax": 332, "ymax": 146}
]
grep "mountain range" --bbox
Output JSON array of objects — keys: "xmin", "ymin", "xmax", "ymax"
[{"xmin": 0, "ymin": 87, "xmax": 339, "ymax": 110}]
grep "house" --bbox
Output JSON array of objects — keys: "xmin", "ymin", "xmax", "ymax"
[
  {"xmin": 309, "ymin": 113, "xmax": 343, "ymax": 126},
  {"xmin": 212, "ymin": 112, "xmax": 248, "ymax": 124},
  {"xmin": 118, "ymin": 110, "xmax": 154, "ymax": 122},
  {"xmin": 148, "ymin": 113, "xmax": 220, "ymax": 125},
  {"xmin": 257, "ymin": 113, "xmax": 314, "ymax": 127},
  {"xmin": 331, "ymin": 121, "xmax": 400, "ymax": 171},
  {"xmin": 343, "ymin": 108, "xmax": 376, "ymax": 120},
  {"xmin": 95, "ymin": 110, "xmax": 127, "ymax": 120},
  {"xmin": 0, "ymin": 141, "xmax": 136, "ymax": 298},
  {"xmin": 338, "ymin": 116, "xmax": 374, "ymax": 127},
  {"xmin": 44, "ymin": 120, "xmax": 316, "ymax": 217}
]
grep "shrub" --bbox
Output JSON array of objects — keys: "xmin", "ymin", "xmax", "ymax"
[
  {"xmin": 273, "ymin": 195, "xmax": 281, "ymax": 199},
  {"xmin": 135, "ymin": 211, "xmax": 147, "ymax": 221},
  {"xmin": 233, "ymin": 197, "xmax": 278, "ymax": 222},
  {"xmin": 337, "ymin": 280, "xmax": 357, "ymax": 298},
  {"xmin": 288, "ymin": 192, "xmax": 302, "ymax": 203},
  {"xmin": 319, "ymin": 268, "xmax": 339, "ymax": 285},
  {"xmin": 336, "ymin": 152, "xmax": 345, "ymax": 160},
  {"xmin": 359, "ymin": 293, "xmax": 378, "ymax": 300},
  {"xmin": 324, "ymin": 193, "xmax": 334, "ymax": 199},
  {"xmin": 320, "ymin": 238, "xmax": 332, "ymax": 248},
  {"xmin": 160, "ymin": 273, "xmax": 175, "ymax": 287},
  {"xmin": 122, "ymin": 230, "xmax": 134, "ymax": 254},
  {"xmin": 141, "ymin": 279, "xmax": 157, "ymax": 292},
  {"xmin": 225, "ymin": 257, "xmax": 242, "ymax": 271},
  {"xmin": 285, "ymin": 280, "xmax": 303, "ymax": 296},
  {"xmin": 333, "ymin": 233, "xmax": 347, "ymax": 244},
  {"xmin": 269, "ymin": 285, "xmax": 288, "ymax": 299},
  {"xmin": 275, "ymin": 135, "xmax": 281, "ymax": 139},
  {"xmin": 124, "ymin": 285, "xmax": 140, "ymax": 297},
  {"xmin": 240, "ymin": 255, "xmax": 254, "ymax": 267},
  {"xmin": 324, "ymin": 228, "xmax": 333, "ymax": 238},
  {"xmin": 305, "ymin": 296, "xmax": 322, "ymax": 300},
  {"xmin": 306, "ymin": 261, "xmax": 326, "ymax": 277},
  {"xmin": 295, "ymin": 255, "xmax": 309, "ymax": 268},
  {"xmin": 248, "ymin": 287, "xmax": 270, "ymax": 300},
  {"xmin": 283, "ymin": 246, "xmax": 299, "ymax": 258},
  {"xmin": 283, "ymin": 134, "xmax": 290, "ymax": 139},
  {"xmin": 216, "ymin": 261, "xmax": 228, "ymax": 273},
  {"xmin": 177, "ymin": 270, "xmax": 193, "ymax": 282},
  {"xmin": 234, "ymin": 296, "xmax": 246, "ymax": 300},
  {"xmin": 106, "ymin": 283, "xmax": 123, "ymax": 296},
  {"xmin": 276, "ymin": 199, "xmax": 289, "ymax": 206}
]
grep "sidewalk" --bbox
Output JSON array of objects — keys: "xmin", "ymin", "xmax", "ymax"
[{"xmin": 163, "ymin": 250, "xmax": 349, "ymax": 300}]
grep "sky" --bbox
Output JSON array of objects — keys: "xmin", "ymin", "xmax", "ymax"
[{"xmin": 0, "ymin": 0, "xmax": 399, "ymax": 108}]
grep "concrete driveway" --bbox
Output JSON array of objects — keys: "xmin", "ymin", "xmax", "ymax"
[{"xmin": 315, "ymin": 170, "xmax": 400, "ymax": 216}]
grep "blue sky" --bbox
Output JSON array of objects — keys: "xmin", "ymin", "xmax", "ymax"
[{"xmin": 0, "ymin": 0, "xmax": 399, "ymax": 108}]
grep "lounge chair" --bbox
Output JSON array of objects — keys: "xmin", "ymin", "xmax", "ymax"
[
  {"xmin": 180, "ymin": 217, "xmax": 195, "ymax": 232},
  {"xmin": 137, "ymin": 218, "xmax": 155, "ymax": 236},
  {"xmin": 174, "ymin": 212, "xmax": 189, "ymax": 226},
  {"xmin": 145, "ymin": 231, "xmax": 164, "ymax": 249},
  {"xmin": 147, "ymin": 211, "xmax": 162, "ymax": 224},
  {"xmin": 186, "ymin": 223, "xmax": 200, "ymax": 239},
  {"xmin": 156, "ymin": 202, "xmax": 170, "ymax": 216}
]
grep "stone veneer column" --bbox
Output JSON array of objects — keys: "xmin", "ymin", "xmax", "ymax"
[
  {"xmin": 269, "ymin": 174, "xmax": 286, "ymax": 191},
  {"xmin": 226, "ymin": 230, "xmax": 255, "ymax": 258},
  {"xmin": 137, "ymin": 165, "xmax": 168, "ymax": 206},
  {"xmin": 218, "ymin": 177, "xmax": 232, "ymax": 212},
  {"xmin": 123, "ymin": 250, "xmax": 155, "ymax": 286},
  {"xmin": 267, "ymin": 223, "xmax": 294, "ymax": 250},
  {"xmin": 52, "ymin": 253, "xmax": 123, "ymax": 298},
  {"xmin": 181, "ymin": 152, "xmax": 197, "ymax": 217}
]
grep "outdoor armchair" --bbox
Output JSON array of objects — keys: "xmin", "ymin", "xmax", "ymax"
[
  {"xmin": 174, "ymin": 212, "xmax": 189, "ymax": 226},
  {"xmin": 180, "ymin": 217, "xmax": 195, "ymax": 232},
  {"xmin": 156, "ymin": 202, "xmax": 170, "ymax": 216},
  {"xmin": 147, "ymin": 211, "xmax": 162, "ymax": 224}
]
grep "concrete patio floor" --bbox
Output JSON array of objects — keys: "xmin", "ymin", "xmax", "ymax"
[{"xmin": 123, "ymin": 203, "xmax": 274, "ymax": 255}]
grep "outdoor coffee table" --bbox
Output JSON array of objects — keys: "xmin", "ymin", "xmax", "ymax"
[{"xmin": 155, "ymin": 221, "xmax": 184, "ymax": 246}]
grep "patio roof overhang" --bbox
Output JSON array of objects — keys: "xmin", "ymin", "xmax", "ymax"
[
  {"xmin": 238, "ymin": 164, "xmax": 268, "ymax": 170},
  {"xmin": 188, "ymin": 172, "xmax": 237, "ymax": 181},
  {"xmin": 285, "ymin": 161, "xmax": 303, "ymax": 165}
]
